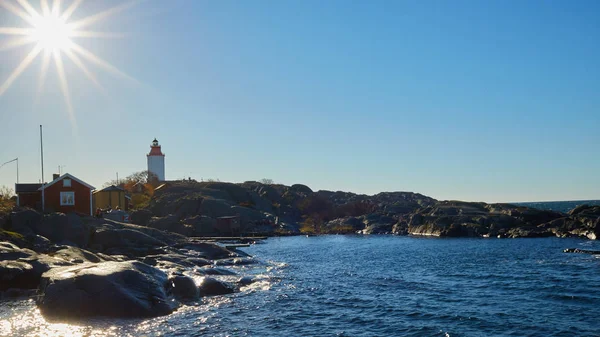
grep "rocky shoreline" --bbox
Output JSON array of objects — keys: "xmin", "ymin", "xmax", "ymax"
[
  {"xmin": 130, "ymin": 181, "xmax": 600, "ymax": 240},
  {"xmin": 1, "ymin": 181, "xmax": 599, "ymax": 320},
  {"xmin": 1, "ymin": 210, "xmax": 262, "ymax": 320}
]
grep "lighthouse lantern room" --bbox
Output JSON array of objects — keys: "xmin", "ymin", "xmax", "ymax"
[{"xmin": 147, "ymin": 138, "xmax": 165, "ymax": 182}]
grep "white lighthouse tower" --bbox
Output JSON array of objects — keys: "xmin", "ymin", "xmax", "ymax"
[{"xmin": 147, "ymin": 138, "xmax": 165, "ymax": 182}]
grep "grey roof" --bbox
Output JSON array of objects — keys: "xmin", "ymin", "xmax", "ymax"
[
  {"xmin": 96, "ymin": 185, "xmax": 125, "ymax": 193},
  {"xmin": 15, "ymin": 183, "xmax": 43, "ymax": 193}
]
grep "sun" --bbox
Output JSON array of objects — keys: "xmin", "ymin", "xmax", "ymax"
[
  {"xmin": 30, "ymin": 12, "xmax": 73, "ymax": 52},
  {"xmin": 0, "ymin": 0, "xmax": 139, "ymax": 127}
]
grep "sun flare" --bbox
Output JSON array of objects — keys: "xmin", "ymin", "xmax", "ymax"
[
  {"xmin": 31, "ymin": 12, "xmax": 73, "ymax": 52},
  {"xmin": 0, "ymin": 0, "xmax": 138, "ymax": 127}
]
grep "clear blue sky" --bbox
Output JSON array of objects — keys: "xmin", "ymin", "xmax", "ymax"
[{"xmin": 0, "ymin": 0, "xmax": 599, "ymax": 202}]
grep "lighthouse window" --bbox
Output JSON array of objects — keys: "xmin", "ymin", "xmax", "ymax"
[
  {"xmin": 60, "ymin": 192, "xmax": 75, "ymax": 206},
  {"xmin": 63, "ymin": 179, "xmax": 71, "ymax": 187}
]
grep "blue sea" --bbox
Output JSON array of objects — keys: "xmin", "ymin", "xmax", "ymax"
[
  {"xmin": 514, "ymin": 199, "xmax": 600, "ymax": 213},
  {"xmin": 2, "ymin": 235, "xmax": 600, "ymax": 336}
]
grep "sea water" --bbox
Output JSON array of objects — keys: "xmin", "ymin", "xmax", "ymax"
[{"xmin": 2, "ymin": 235, "xmax": 600, "ymax": 337}]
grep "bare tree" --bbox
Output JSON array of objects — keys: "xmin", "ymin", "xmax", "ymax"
[{"xmin": 259, "ymin": 178, "xmax": 274, "ymax": 185}]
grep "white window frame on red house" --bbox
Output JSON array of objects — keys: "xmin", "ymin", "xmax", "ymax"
[
  {"xmin": 60, "ymin": 191, "xmax": 75, "ymax": 206},
  {"xmin": 63, "ymin": 179, "xmax": 72, "ymax": 187}
]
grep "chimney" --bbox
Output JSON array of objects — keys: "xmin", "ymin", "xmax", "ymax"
[{"xmin": 53, "ymin": 173, "xmax": 60, "ymax": 181}]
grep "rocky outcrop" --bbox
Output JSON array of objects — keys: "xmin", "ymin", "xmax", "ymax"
[
  {"xmin": 37, "ymin": 261, "xmax": 176, "ymax": 319},
  {"xmin": 0, "ymin": 242, "xmax": 73, "ymax": 290},
  {"xmin": 170, "ymin": 274, "xmax": 199, "ymax": 300},
  {"xmin": 130, "ymin": 209, "xmax": 153, "ymax": 226},
  {"xmin": 197, "ymin": 277, "xmax": 234, "ymax": 296},
  {"xmin": 404, "ymin": 201, "xmax": 565, "ymax": 238},
  {"xmin": 140, "ymin": 181, "xmax": 438, "ymax": 236},
  {"xmin": 148, "ymin": 215, "xmax": 193, "ymax": 236}
]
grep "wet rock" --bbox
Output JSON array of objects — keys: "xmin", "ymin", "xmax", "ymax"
[
  {"xmin": 0, "ymin": 244, "xmax": 72, "ymax": 290},
  {"xmin": 198, "ymin": 267, "xmax": 237, "ymax": 276},
  {"xmin": 0, "ymin": 260, "xmax": 37, "ymax": 290},
  {"xmin": 50, "ymin": 246, "xmax": 112, "ymax": 264},
  {"xmin": 0, "ymin": 241, "xmax": 36, "ymax": 261},
  {"xmin": 563, "ymin": 248, "xmax": 600, "ymax": 254},
  {"xmin": 178, "ymin": 242, "xmax": 234, "ymax": 260},
  {"xmin": 170, "ymin": 275, "xmax": 199, "ymax": 301},
  {"xmin": 237, "ymin": 276, "xmax": 256, "ymax": 286},
  {"xmin": 197, "ymin": 277, "xmax": 234, "ymax": 296},
  {"xmin": 214, "ymin": 257, "xmax": 256, "ymax": 266},
  {"xmin": 1, "ymin": 287, "xmax": 36, "ymax": 298},
  {"xmin": 37, "ymin": 261, "xmax": 175, "ymax": 319}
]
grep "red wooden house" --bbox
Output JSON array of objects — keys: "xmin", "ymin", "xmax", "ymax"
[{"xmin": 15, "ymin": 173, "xmax": 95, "ymax": 216}]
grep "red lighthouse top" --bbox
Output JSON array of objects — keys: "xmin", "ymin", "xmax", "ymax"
[{"xmin": 147, "ymin": 138, "xmax": 165, "ymax": 156}]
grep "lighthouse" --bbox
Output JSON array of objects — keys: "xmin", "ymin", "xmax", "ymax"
[{"xmin": 147, "ymin": 138, "xmax": 165, "ymax": 182}]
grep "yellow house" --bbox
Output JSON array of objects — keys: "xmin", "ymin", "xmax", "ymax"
[{"xmin": 93, "ymin": 185, "xmax": 129, "ymax": 211}]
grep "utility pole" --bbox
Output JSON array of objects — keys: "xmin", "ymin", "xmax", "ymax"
[{"xmin": 40, "ymin": 125, "xmax": 45, "ymax": 212}]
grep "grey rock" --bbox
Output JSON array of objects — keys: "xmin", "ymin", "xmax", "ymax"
[
  {"xmin": 37, "ymin": 261, "xmax": 175, "ymax": 319},
  {"xmin": 170, "ymin": 275, "xmax": 199, "ymax": 301},
  {"xmin": 197, "ymin": 277, "xmax": 234, "ymax": 296}
]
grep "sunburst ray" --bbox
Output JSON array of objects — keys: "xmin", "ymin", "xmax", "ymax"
[
  {"xmin": 63, "ymin": 48, "xmax": 105, "ymax": 93},
  {"xmin": 52, "ymin": 48, "xmax": 76, "ymax": 126},
  {"xmin": 35, "ymin": 49, "xmax": 52, "ymax": 101},
  {"xmin": 15, "ymin": 0, "xmax": 40, "ymax": 19},
  {"xmin": 0, "ymin": 44, "xmax": 43, "ymax": 96},
  {"xmin": 60, "ymin": 0, "xmax": 83, "ymax": 21},
  {"xmin": 68, "ymin": 41, "xmax": 138, "ymax": 84},
  {"xmin": 68, "ymin": 0, "xmax": 140, "ymax": 30},
  {"xmin": 0, "ymin": 35, "xmax": 35, "ymax": 51},
  {"xmin": 40, "ymin": 0, "xmax": 50, "ymax": 16},
  {"xmin": 0, "ymin": 27, "xmax": 34, "ymax": 36},
  {"xmin": 51, "ymin": 0, "xmax": 61, "ymax": 16},
  {"xmin": 0, "ymin": 0, "xmax": 140, "ymax": 127},
  {"xmin": 69, "ymin": 30, "xmax": 127, "ymax": 39},
  {"xmin": 0, "ymin": 0, "xmax": 36, "ymax": 25}
]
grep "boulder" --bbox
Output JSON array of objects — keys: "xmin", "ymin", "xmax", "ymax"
[
  {"xmin": 130, "ymin": 209, "xmax": 153, "ymax": 226},
  {"xmin": 50, "ymin": 246, "xmax": 112, "ymax": 264},
  {"xmin": 0, "ymin": 243, "xmax": 72, "ymax": 290},
  {"xmin": 0, "ymin": 260, "xmax": 37, "ymax": 290},
  {"xmin": 197, "ymin": 277, "xmax": 234, "ymax": 296},
  {"xmin": 170, "ymin": 275, "xmax": 199, "ymax": 300},
  {"xmin": 91, "ymin": 228, "xmax": 166, "ymax": 251},
  {"xmin": 178, "ymin": 242, "xmax": 234, "ymax": 260},
  {"xmin": 37, "ymin": 261, "xmax": 175, "ymax": 319}
]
